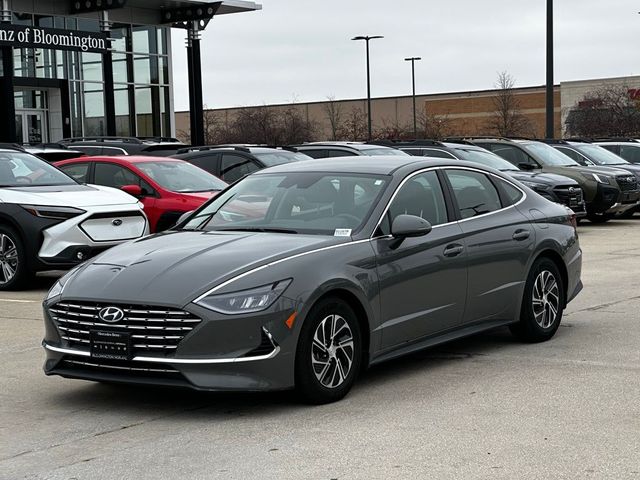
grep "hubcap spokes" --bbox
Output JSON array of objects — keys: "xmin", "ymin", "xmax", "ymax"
[
  {"xmin": 0, "ymin": 234, "xmax": 18, "ymax": 285},
  {"xmin": 532, "ymin": 270, "xmax": 560, "ymax": 329},
  {"xmin": 311, "ymin": 314, "xmax": 354, "ymax": 389}
]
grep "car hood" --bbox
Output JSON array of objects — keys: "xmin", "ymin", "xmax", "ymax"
[
  {"xmin": 550, "ymin": 165, "xmax": 632, "ymax": 177},
  {"xmin": 61, "ymin": 230, "xmax": 344, "ymax": 306},
  {"xmin": 173, "ymin": 190, "xmax": 219, "ymax": 202},
  {"xmin": 506, "ymin": 170, "xmax": 579, "ymax": 186},
  {"xmin": 0, "ymin": 184, "xmax": 139, "ymax": 207}
]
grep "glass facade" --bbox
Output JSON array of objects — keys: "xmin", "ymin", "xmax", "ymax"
[{"xmin": 4, "ymin": 12, "xmax": 172, "ymax": 141}]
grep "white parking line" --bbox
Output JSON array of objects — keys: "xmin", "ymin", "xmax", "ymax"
[{"xmin": 0, "ymin": 299, "xmax": 37, "ymax": 303}]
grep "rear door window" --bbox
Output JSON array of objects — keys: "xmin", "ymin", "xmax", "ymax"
[
  {"xmin": 445, "ymin": 169, "xmax": 503, "ymax": 219},
  {"xmin": 328, "ymin": 149, "xmax": 358, "ymax": 157},
  {"xmin": 422, "ymin": 148, "xmax": 457, "ymax": 159},
  {"xmin": 619, "ymin": 145, "xmax": 640, "ymax": 163},
  {"xmin": 299, "ymin": 149, "xmax": 328, "ymax": 159},
  {"xmin": 486, "ymin": 144, "xmax": 537, "ymax": 168},
  {"xmin": 220, "ymin": 154, "xmax": 260, "ymax": 183},
  {"xmin": 59, "ymin": 163, "xmax": 90, "ymax": 183},
  {"xmin": 187, "ymin": 153, "xmax": 220, "ymax": 176}
]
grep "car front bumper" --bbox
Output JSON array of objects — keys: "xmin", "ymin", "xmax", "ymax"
[
  {"xmin": 38, "ymin": 206, "xmax": 149, "ymax": 266},
  {"xmin": 42, "ymin": 298, "xmax": 299, "ymax": 391}
]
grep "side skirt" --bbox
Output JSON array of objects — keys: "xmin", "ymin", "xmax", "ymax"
[{"xmin": 369, "ymin": 319, "xmax": 516, "ymax": 366}]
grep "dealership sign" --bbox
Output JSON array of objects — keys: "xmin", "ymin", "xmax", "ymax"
[{"xmin": 0, "ymin": 24, "xmax": 109, "ymax": 54}]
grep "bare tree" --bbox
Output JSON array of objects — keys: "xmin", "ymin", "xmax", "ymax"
[
  {"xmin": 416, "ymin": 109, "xmax": 453, "ymax": 140},
  {"xmin": 337, "ymin": 107, "xmax": 368, "ymax": 141},
  {"xmin": 487, "ymin": 71, "xmax": 533, "ymax": 137},
  {"xmin": 323, "ymin": 96, "xmax": 344, "ymax": 140},
  {"xmin": 374, "ymin": 116, "xmax": 411, "ymax": 140},
  {"xmin": 565, "ymin": 84, "xmax": 640, "ymax": 137}
]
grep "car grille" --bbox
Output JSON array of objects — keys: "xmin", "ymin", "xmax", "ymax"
[
  {"xmin": 616, "ymin": 175, "xmax": 638, "ymax": 192},
  {"xmin": 553, "ymin": 185, "xmax": 585, "ymax": 212},
  {"xmin": 48, "ymin": 301, "xmax": 202, "ymax": 356}
]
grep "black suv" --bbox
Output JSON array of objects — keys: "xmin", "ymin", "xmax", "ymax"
[
  {"xmin": 59, "ymin": 136, "xmax": 185, "ymax": 157},
  {"xmin": 172, "ymin": 145, "xmax": 312, "ymax": 183},
  {"xmin": 382, "ymin": 140, "xmax": 586, "ymax": 216},
  {"xmin": 293, "ymin": 142, "xmax": 409, "ymax": 159},
  {"xmin": 467, "ymin": 138, "xmax": 640, "ymax": 222}
]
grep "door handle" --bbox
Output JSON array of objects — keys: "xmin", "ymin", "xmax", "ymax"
[
  {"xmin": 443, "ymin": 244, "xmax": 464, "ymax": 257},
  {"xmin": 512, "ymin": 229, "xmax": 531, "ymax": 241}
]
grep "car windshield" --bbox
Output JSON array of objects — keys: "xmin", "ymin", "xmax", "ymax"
[
  {"xmin": 182, "ymin": 172, "xmax": 389, "ymax": 235},
  {"xmin": 0, "ymin": 151, "xmax": 76, "ymax": 187},
  {"xmin": 575, "ymin": 144, "xmax": 629, "ymax": 165},
  {"xmin": 360, "ymin": 147, "xmax": 409, "ymax": 156},
  {"xmin": 454, "ymin": 148, "xmax": 519, "ymax": 171},
  {"xmin": 135, "ymin": 161, "xmax": 227, "ymax": 193},
  {"xmin": 523, "ymin": 143, "xmax": 580, "ymax": 167},
  {"xmin": 252, "ymin": 151, "xmax": 312, "ymax": 166}
]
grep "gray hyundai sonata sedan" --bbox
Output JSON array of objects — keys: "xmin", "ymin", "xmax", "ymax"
[{"xmin": 42, "ymin": 156, "xmax": 583, "ymax": 404}]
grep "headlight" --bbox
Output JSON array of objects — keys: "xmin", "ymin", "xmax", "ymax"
[
  {"xmin": 582, "ymin": 173, "xmax": 610, "ymax": 185},
  {"xmin": 195, "ymin": 279, "xmax": 292, "ymax": 314},
  {"xmin": 21, "ymin": 205, "xmax": 86, "ymax": 220},
  {"xmin": 46, "ymin": 280, "xmax": 64, "ymax": 301},
  {"xmin": 521, "ymin": 181, "xmax": 549, "ymax": 192},
  {"xmin": 45, "ymin": 265, "xmax": 83, "ymax": 301}
]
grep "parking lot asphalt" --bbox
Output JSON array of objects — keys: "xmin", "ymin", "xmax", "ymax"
[{"xmin": 1, "ymin": 222, "xmax": 639, "ymax": 480}]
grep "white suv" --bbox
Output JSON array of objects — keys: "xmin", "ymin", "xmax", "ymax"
[{"xmin": 0, "ymin": 147, "xmax": 148, "ymax": 290}]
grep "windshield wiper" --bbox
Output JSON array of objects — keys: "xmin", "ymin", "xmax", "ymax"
[{"xmin": 214, "ymin": 227, "xmax": 299, "ymax": 234}]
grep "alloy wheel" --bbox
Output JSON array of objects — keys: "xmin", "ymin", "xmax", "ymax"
[
  {"xmin": 0, "ymin": 234, "xmax": 18, "ymax": 286},
  {"xmin": 311, "ymin": 314, "xmax": 355, "ymax": 389},
  {"xmin": 532, "ymin": 270, "xmax": 560, "ymax": 329}
]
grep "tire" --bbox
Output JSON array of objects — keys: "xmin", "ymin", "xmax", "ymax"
[
  {"xmin": 0, "ymin": 225, "xmax": 31, "ymax": 291},
  {"xmin": 586, "ymin": 212, "xmax": 611, "ymax": 223},
  {"xmin": 510, "ymin": 257, "xmax": 565, "ymax": 343},
  {"xmin": 295, "ymin": 297, "xmax": 362, "ymax": 404}
]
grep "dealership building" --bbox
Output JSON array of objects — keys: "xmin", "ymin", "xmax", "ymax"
[{"xmin": 0, "ymin": 0, "xmax": 259, "ymax": 145}]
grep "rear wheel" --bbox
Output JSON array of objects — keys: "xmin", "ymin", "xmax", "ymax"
[
  {"xmin": 0, "ymin": 226, "xmax": 31, "ymax": 290},
  {"xmin": 510, "ymin": 257, "xmax": 564, "ymax": 343},
  {"xmin": 295, "ymin": 297, "xmax": 362, "ymax": 404}
]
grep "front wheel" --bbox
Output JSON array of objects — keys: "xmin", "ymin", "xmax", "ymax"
[
  {"xmin": 295, "ymin": 298, "xmax": 362, "ymax": 404},
  {"xmin": 510, "ymin": 258, "xmax": 565, "ymax": 343},
  {"xmin": 0, "ymin": 226, "xmax": 31, "ymax": 290}
]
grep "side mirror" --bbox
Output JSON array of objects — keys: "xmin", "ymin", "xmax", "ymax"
[
  {"xmin": 175, "ymin": 210, "xmax": 194, "ymax": 227},
  {"xmin": 518, "ymin": 163, "xmax": 537, "ymax": 171},
  {"xmin": 121, "ymin": 184, "xmax": 143, "ymax": 197},
  {"xmin": 391, "ymin": 214, "xmax": 432, "ymax": 238}
]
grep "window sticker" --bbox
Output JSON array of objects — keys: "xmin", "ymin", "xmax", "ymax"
[{"xmin": 334, "ymin": 228, "xmax": 352, "ymax": 237}]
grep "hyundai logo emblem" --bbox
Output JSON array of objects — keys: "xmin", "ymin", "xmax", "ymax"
[
  {"xmin": 112, "ymin": 219, "xmax": 123, "ymax": 227},
  {"xmin": 99, "ymin": 307, "xmax": 125, "ymax": 323}
]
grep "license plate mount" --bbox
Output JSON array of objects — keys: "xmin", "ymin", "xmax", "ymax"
[{"xmin": 90, "ymin": 330, "xmax": 132, "ymax": 361}]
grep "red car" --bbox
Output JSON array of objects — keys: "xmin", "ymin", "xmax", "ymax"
[{"xmin": 55, "ymin": 156, "xmax": 227, "ymax": 232}]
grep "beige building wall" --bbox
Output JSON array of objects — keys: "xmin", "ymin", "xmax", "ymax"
[{"xmin": 175, "ymin": 85, "xmax": 574, "ymax": 143}]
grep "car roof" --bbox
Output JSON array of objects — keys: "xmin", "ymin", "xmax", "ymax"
[
  {"xmin": 296, "ymin": 142, "xmax": 387, "ymax": 151},
  {"xmin": 63, "ymin": 155, "xmax": 185, "ymax": 164},
  {"xmin": 257, "ymin": 155, "xmax": 477, "ymax": 175}
]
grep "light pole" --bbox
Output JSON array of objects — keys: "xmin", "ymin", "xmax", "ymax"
[
  {"xmin": 352, "ymin": 35, "xmax": 384, "ymax": 140},
  {"xmin": 405, "ymin": 56, "xmax": 421, "ymax": 138},
  {"xmin": 545, "ymin": 0, "xmax": 554, "ymax": 139}
]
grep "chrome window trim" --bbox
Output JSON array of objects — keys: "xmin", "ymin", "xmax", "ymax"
[
  {"xmin": 44, "ymin": 342, "xmax": 281, "ymax": 364},
  {"xmin": 370, "ymin": 165, "xmax": 527, "ymax": 239}
]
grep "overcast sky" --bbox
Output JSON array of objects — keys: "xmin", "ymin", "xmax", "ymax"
[{"xmin": 170, "ymin": 0, "xmax": 640, "ymax": 111}]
